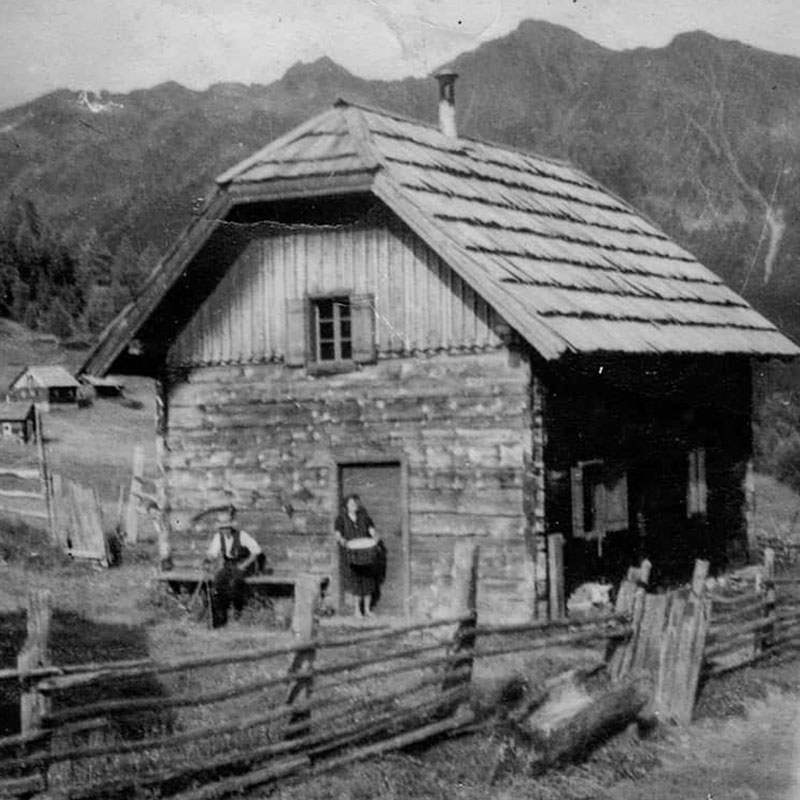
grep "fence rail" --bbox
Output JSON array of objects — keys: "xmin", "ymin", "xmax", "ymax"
[
  {"xmin": 2, "ymin": 547, "xmax": 798, "ymax": 799},
  {"xmin": 0, "ymin": 549, "xmax": 636, "ymax": 800},
  {"xmin": 702, "ymin": 548, "xmax": 800, "ymax": 676}
]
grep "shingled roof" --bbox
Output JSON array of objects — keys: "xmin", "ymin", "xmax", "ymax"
[
  {"xmin": 10, "ymin": 365, "xmax": 80, "ymax": 390},
  {"xmin": 82, "ymin": 100, "xmax": 798, "ymax": 375}
]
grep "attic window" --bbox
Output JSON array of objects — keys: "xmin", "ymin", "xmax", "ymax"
[
  {"xmin": 315, "ymin": 297, "xmax": 352, "ymax": 362},
  {"xmin": 285, "ymin": 293, "xmax": 376, "ymax": 372}
]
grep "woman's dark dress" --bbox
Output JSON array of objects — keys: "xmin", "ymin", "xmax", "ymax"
[{"xmin": 335, "ymin": 509, "xmax": 377, "ymax": 596}]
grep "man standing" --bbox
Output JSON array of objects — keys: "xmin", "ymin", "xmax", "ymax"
[{"xmin": 203, "ymin": 507, "xmax": 264, "ymax": 627}]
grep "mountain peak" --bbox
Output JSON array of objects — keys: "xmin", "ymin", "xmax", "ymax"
[
  {"xmin": 282, "ymin": 56, "xmax": 354, "ymax": 84},
  {"xmin": 514, "ymin": 18, "xmax": 609, "ymax": 53}
]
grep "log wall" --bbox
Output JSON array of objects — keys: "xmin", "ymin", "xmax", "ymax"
[{"xmin": 163, "ymin": 350, "xmax": 539, "ymax": 620}]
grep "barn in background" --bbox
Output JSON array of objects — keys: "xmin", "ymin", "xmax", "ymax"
[
  {"xmin": 0, "ymin": 401, "xmax": 36, "ymax": 444},
  {"xmin": 81, "ymin": 77, "xmax": 797, "ymax": 621},
  {"xmin": 8, "ymin": 365, "xmax": 80, "ymax": 405}
]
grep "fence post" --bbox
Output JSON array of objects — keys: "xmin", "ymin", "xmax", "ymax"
[
  {"xmin": 668, "ymin": 558, "xmax": 710, "ymax": 725},
  {"xmin": 125, "ymin": 445, "xmax": 145, "ymax": 543},
  {"xmin": 760, "ymin": 547, "xmax": 776, "ymax": 653},
  {"xmin": 35, "ymin": 407, "xmax": 56, "ymax": 544},
  {"xmin": 606, "ymin": 559, "xmax": 650, "ymax": 680},
  {"xmin": 547, "ymin": 533, "xmax": 565, "ymax": 621},
  {"xmin": 18, "ymin": 589, "xmax": 52, "ymax": 734},
  {"xmin": 284, "ymin": 577, "xmax": 319, "ymax": 740},
  {"xmin": 51, "ymin": 473, "xmax": 63, "ymax": 548},
  {"xmin": 441, "ymin": 543, "xmax": 479, "ymax": 711}
]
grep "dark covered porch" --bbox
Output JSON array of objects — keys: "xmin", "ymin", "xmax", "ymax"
[{"xmin": 542, "ymin": 354, "xmax": 753, "ymax": 595}]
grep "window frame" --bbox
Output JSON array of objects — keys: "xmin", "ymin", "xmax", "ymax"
[
  {"xmin": 571, "ymin": 458, "xmax": 629, "ymax": 541},
  {"xmin": 312, "ymin": 295, "xmax": 353, "ymax": 367},
  {"xmin": 285, "ymin": 291, "xmax": 376, "ymax": 372}
]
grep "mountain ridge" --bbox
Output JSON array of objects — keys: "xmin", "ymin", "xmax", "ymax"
[{"xmin": 2, "ymin": 19, "xmax": 800, "ymax": 338}]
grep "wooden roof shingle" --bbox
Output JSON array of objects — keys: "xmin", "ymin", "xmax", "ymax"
[{"xmin": 81, "ymin": 100, "xmax": 799, "ymax": 375}]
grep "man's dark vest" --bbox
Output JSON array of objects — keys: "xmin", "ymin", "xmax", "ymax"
[{"xmin": 219, "ymin": 530, "xmax": 245, "ymax": 562}]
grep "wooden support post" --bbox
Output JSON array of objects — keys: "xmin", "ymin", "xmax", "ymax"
[
  {"xmin": 115, "ymin": 484, "xmax": 126, "ymax": 535},
  {"xmin": 547, "ymin": 533, "xmax": 565, "ymax": 621},
  {"xmin": 291, "ymin": 576, "xmax": 318, "ymax": 640},
  {"xmin": 442, "ymin": 543, "xmax": 479, "ymax": 710},
  {"xmin": 760, "ymin": 548, "xmax": 776, "ymax": 653},
  {"xmin": 284, "ymin": 577, "xmax": 318, "ymax": 741},
  {"xmin": 18, "ymin": 589, "xmax": 52, "ymax": 735},
  {"xmin": 125, "ymin": 445, "xmax": 145, "ymax": 543},
  {"xmin": 744, "ymin": 459, "xmax": 756, "ymax": 549}
]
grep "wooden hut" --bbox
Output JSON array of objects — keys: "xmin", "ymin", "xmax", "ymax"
[
  {"xmin": 80, "ymin": 78, "xmax": 798, "ymax": 621},
  {"xmin": 0, "ymin": 402, "xmax": 36, "ymax": 443},
  {"xmin": 80, "ymin": 374, "xmax": 125, "ymax": 398},
  {"xmin": 8, "ymin": 365, "xmax": 80, "ymax": 405}
]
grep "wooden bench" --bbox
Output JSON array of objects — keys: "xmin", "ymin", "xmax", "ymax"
[{"xmin": 154, "ymin": 568, "xmax": 328, "ymax": 633}]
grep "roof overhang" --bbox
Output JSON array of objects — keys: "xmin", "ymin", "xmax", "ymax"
[{"xmin": 79, "ymin": 172, "xmax": 378, "ymax": 377}]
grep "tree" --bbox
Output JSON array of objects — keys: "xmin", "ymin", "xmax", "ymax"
[{"xmin": 82, "ymin": 285, "xmax": 117, "ymax": 334}]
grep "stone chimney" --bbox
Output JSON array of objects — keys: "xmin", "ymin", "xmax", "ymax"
[{"xmin": 435, "ymin": 71, "xmax": 458, "ymax": 138}]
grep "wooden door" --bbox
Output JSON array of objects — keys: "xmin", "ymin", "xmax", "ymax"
[{"xmin": 339, "ymin": 462, "xmax": 405, "ymax": 615}]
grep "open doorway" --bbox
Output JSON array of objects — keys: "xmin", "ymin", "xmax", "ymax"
[{"xmin": 338, "ymin": 461, "xmax": 406, "ymax": 616}]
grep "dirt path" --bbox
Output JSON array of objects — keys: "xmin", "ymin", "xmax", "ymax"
[{"xmin": 612, "ymin": 690, "xmax": 800, "ymax": 800}]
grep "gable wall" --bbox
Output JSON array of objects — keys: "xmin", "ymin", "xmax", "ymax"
[{"xmin": 167, "ymin": 208, "xmax": 503, "ymax": 367}]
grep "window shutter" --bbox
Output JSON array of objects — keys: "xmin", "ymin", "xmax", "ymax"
[
  {"xmin": 285, "ymin": 298, "xmax": 307, "ymax": 367},
  {"xmin": 351, "ymin": 293, "xmax": 376, "ymax": 364},
  {"xmin": 687, "ymin": 448, "xmax": 707, "ymax": 516},
  {"xmin": 570, "ymin": 466, "xmax": 584, "ymax": 538},
  {"xmin": 697, "ymin": 448, "xmax": 707, "ymax": 513},
  {"xmin": 604, "ymin": 470, "xmax": 629, "ymax": 532}
]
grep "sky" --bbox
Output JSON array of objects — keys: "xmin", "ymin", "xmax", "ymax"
[{"xmin": 2, "ymin": 0, "xmax": 800, "ymax": 111}]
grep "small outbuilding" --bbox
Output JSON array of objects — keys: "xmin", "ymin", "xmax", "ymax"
[
  {"xmin": 80, "ymin": 374, "xmax": 125, "ymax": 398},
  {"xmin": 8, "ymin": 365, "xmax": 80, "ymax": 404},
  {"xmin": 0, "ymin": 402, "xmax": 36, "ymax": 443}
]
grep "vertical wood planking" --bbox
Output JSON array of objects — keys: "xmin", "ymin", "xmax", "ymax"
[
  {"xmin": 664, "ymin": 559, "xmax": 709, "ymax": 724},
  {"xmin": 274, "ymin": 236, "xmax": 287, "ymax": 356},
  {"xmin": 167, "ymin": 220, "xmax": 505, "ymax": 366}
]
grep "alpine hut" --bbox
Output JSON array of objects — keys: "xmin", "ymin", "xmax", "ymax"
[
  {"xmin": 9, "ymin": 365, "xmax": 80, "ymax": 405},
  {"xmin": 80, "ymin": 76, "xmax": 798, "ymax": 621}
]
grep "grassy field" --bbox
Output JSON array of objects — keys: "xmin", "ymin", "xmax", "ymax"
[{"xmin": 1, "ymin": 323, "xmax": 800, "ymax": 798}]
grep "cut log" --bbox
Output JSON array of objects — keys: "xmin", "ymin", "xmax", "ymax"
[
  {"xmin": 516, "ymin": 672, "xmax": 651, "ymax": 773},
  {"xmin": 509, "ymin": 663, "xmax": 605, "ymax": 728}
]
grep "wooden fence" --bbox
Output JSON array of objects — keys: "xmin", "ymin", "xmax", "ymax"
[
  {"xmin": 0, "ymin": 466, "xmax": 48, "ymax": 524},
  {"xmin": 1, "ymin": 549, "xmax": 798, "ymax": 799},
  {"xmin": 50, "ymin": 476, "xmax": 110, "ymax": 565},
  {"xmin": 704, "ymin": 548, "xmax": 800, "ymax": 676},
  {"xmin": 0, "ymin": 549, "xmax": 634, "ymax": 800}
]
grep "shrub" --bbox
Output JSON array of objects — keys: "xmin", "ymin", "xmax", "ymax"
[{"xmin": 755, "ymin": 391, "xmax": 800, "ymax": 493}]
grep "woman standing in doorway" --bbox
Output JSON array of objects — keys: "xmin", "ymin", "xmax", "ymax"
[{"xmin": 335, "ymin": 494, "xmax": 380, "ymax": 618}]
